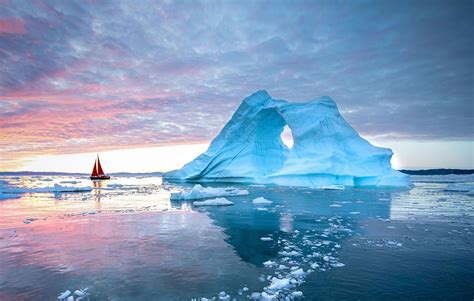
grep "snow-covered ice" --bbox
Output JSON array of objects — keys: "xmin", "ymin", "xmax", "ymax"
[
  {"xmin": 58, "ymin": 290, "xmax": 71, "ymax": 300},
  {"xmin": 192, "ymin": 198, "xmax": 234, "ymax": 206},
  {"xmin": 170, "ymin": 184, "xmax": 249, "ymax": 200},
  {"xmin": 267, "ymin": 277, "xmax": 290, "ymax": 291},
  {"xmin": 165, "ymin": 90, "xmax": 411, "ymax": 187}
]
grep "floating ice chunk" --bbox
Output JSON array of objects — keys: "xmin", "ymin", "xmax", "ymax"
[
  {"xmin": 331, "ymin": 262, "xmax": 345, "ymax": 268},
  {"xmin": 329, "ymin": 204, "xmax": 341, "ymax": 207},
  {"xmin": 58, "ymin": 290, "xmax": 71, "ymax": 300},
  {"xmin": 52, "ymin": 184, "xmax": 92, "ymax": 192},
  {"xmin": 279, "ymin": 250, "xmax": 302, "ymax": 257},
  {"xmin": 261, "ymin": 291, "xmax": 276, "ymax": 300},
  {"xmin": 60, "ymin": 180, "xmax": 81, "ymax": 184},
  {"xmin": 242, "ymin": 286, "xmax": 249, "ymax": 292},
  {"xmin": 291, "ymin": 268, "xmax": 305, "ymax": 277},
  {"xmin": 263, "ymin": 260, "xmax": 276, "ymax": 267},
  {"xmin": 349, "ymin": 211, "xmax": 360, "ymax": 215},
  {"xmin": 193, "ymin": 198, "xmax": 234, "ymax": 206},
  {"xmin": 74, "ymin": 289, "xmax": 87, "ymax": 297},
  {"xmin": 292, "ymin": 291, "xmax": 303, "ymax": 297},
  {"xmin": 260, "ymin": 236, "xmax": 273, "ymax": 241},
  {"xmin": 250, "ymin": 292, "xmax": 261, "ymax": 299},
  {"xmin": 171, "ymin": 184, "xmax": 249, "ymax": 200},
  {"xmin": 267, "ymin": 277, "xmax": 290, "ymax": 291},
  {"xmin": 219, "ymin": 291, "xmax": 230, "ymax": 300},
  {"xmin": 252, "ymin": 197, "xmax": 273, "ymax": 204}
]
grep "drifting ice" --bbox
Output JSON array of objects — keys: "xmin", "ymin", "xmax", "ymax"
[
  {"xmin": 170, "ymin": 184, "xmax": 249, "ymax": 200},
  {"xmin": 252, "ymin": 196, "xmax": 273, "ymax": 204},
  {"xmin": 165, "ymin": 90, "xmax": 411, "ymax": 187},
  {"xmin": 192, "ymin": 198, "xmax": 234, "ymax": 206}
]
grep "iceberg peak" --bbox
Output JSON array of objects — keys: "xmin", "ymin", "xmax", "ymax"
[
  {"xmin": 165, "ymin": 91, "xmax": 411, "ymax": 187},
  {"xmin": 242, "ymin": 89, "xmax": 272, "ymax": 106}
]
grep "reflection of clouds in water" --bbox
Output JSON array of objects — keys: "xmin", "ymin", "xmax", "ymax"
[
  {"xmin": 3, "ymin": 175, "xmax": 472, "ymax": 299},
  {"xmin": 0, "ymin": 211, "xmax": 260, "ymax": 300},
  {"xmin": 280, "ymin": 213, "xmax": 293, "ymax": 233}
]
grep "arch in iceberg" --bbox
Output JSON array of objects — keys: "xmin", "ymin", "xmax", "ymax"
[{"xmin": 165, "ymin": 90, "xmax": 411, "ymax": 187}]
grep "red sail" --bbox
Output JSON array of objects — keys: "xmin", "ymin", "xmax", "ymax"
[
  {"xmin": 91, "ymin": 159, "xmax": 98, "ymax": 177},
  {"xmin": 97, "ymin": 156, "xmax": 105, "ymax": 176}
]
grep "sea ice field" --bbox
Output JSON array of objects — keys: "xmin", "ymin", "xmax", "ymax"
[{"xmin": 0, "ymin": 174, "xmax": 473, "ymax": 300}]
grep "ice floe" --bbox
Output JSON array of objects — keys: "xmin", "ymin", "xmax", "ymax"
[
  {"xmin": 193, "ymin": 198, "xmax": 234, "ymax": 206},
  {"xmin": 57, "ymin": 287, "xmax": 89, "ymax": 300},
  {"xmin": 170, "ymin": 184, "xmax": 249, "ymax": 200},
  {"xmin": 253, "ymin": 197, "xmax": 273, "ymax": 205}
]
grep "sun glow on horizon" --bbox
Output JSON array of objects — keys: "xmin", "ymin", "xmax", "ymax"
[
  {"xmin": 14, "ymin": 143, "xmax": 210, "ymax": 173},
  {"xmin": 4, "ymin": 139, "xmax": 473, "ymax": 173}
]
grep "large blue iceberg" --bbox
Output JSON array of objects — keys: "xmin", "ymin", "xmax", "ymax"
[{"xmin": 165, "ymin": 90, "xmax": 411, "ymax": 187}]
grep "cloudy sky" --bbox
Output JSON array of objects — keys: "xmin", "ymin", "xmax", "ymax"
[{"xmin": 0, "ymin": 0, "xmax": 472, "ymax": 171}]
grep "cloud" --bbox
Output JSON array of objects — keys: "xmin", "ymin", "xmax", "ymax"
[
  {"xmin": 0, "ymin": 0, "xmax": 472, "ymax": 165},
  {"xmin": 0, "ymin": 17, "xmax": 27, "ymax": 35}
]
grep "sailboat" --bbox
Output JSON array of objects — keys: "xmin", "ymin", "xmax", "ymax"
[{"xmin": 90, "ymin": 154, "xmax": 110, "ymax": 180}]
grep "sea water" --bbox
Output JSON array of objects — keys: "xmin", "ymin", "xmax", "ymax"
[{"xmin": 0, "ymin": 175, "xmax": 473, "ymax": 300}]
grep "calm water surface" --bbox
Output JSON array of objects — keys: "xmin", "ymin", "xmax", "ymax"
[{"xmin": 0, "ymin": 175, "xmax": 473, "ymax": 300}]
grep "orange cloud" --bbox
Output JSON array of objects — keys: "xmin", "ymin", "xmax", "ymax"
[{"xmin": 0, "ymin": 17, "xmax": 27, "ymax": 35}]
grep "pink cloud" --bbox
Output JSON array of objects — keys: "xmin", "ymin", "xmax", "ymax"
[{"xmin": 0, "ymin": 17, "xmax": 27, "ymax": 35}]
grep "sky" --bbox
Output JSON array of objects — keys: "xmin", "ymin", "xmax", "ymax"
[{"xmin": 0, "ymin": 0, "xmax": 473, "ymax": 172}]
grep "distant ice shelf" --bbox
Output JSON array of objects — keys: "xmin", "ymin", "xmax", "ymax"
[
  {"xmin": 0, "ymin": 183, "xmax": 92, "ymax": 194},
  {"xmin": 164, "ymin": 90, "xmax": 411, "ymax": 188}
]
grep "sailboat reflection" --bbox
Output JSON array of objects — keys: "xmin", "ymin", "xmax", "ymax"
[{"xmin": 93, "ymin": 180, "xmax": 103, "ymax": 202}]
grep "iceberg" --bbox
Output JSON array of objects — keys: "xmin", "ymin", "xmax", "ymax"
[{"xmin": 165, "ymin": 90, "xmax": 411, "ymax": 187}]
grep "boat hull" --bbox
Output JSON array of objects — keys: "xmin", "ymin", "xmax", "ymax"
[{"xmin": 90, "ymin": 176, "xmax": 110, "ymax": 180}]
